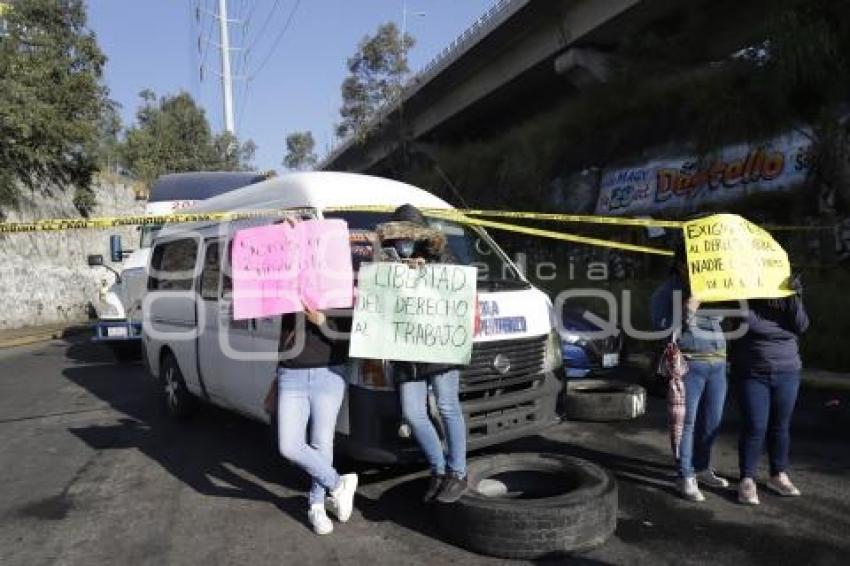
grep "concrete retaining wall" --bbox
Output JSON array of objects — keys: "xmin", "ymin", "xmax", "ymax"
[{"xmin": 0, "ymin": 180, "xmax": 145, "ymax": 330}]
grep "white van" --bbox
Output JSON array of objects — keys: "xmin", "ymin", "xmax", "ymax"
[{"xmin": 142, "ymin": 172, "xmax": 562, "ymax": 463}]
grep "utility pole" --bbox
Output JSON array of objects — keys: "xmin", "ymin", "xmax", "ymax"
[{"xmin": 218, "ymin": 0, "xmax": 236, "ymax": 134}]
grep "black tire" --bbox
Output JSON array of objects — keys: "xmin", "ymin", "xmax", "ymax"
[
  {"xmin": 160, "ymin": 352, "xmax": 195, "ymax": 418},
  {"xmin": 564, "ymin": 379, "xmax": 646, "ymax": 422},
  {"xmin": 437, "ymin": 453, "xmax": 617, "ymax": 559},
  {"xmin": 110, "ymin": 343, "xmax": 141, "ymax": 363}
]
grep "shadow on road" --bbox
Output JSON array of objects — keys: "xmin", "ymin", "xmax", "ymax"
[
  {"xmin": 55, "ymin": 335, "xmax": 850, "ymax": 562},
  {"xmin": 61, "ymin": 356, "xmax": 318, "ymax": 530},
  {"xmin": 493, "ymin": 430, "xmax": 850, "ymax": 565}
]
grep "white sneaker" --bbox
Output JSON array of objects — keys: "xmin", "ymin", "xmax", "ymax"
[
  {"xmin": 677, "ymin": 477, "xmax": 705, "ymax": 502},
  {"xmin": 738, "ymin": 477, "xmax": 760, "ymax": 505},
  {"xmin": 328, "ymin": 473, "xmax": 358, "ymax": 523},
  {"xmin": 307, "ymin": 504, "xmax": 333, "ymax": 535},
  {"xmin": 696, "ymin": 469, "xmax": 730, "ymax": 488},
  {"xmin": 767, "ymin": 472, "xmax": 801, "ymax": 497}
]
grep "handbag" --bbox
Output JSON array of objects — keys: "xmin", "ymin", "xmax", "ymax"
[{"xmin": 657, "ymin": 330, "xmax": 689, "ymax": 382}]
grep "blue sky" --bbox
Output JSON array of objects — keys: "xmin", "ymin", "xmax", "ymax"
[{"xmin": 87, "ymin": 0, "xmax": 497, "ymax": 172}]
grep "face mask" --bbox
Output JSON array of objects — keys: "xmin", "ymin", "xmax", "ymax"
[{"xmin": 392, "ymin": 239, "xmax": 416, "ymax": 259}]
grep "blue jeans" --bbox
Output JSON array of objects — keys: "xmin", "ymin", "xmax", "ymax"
[
  {"xmin": 277, "ymin": 366, "xmax": 346, "ymax": 505},
  {"xmin": 737, "ymin": 370, "xmax": 800, "ymax": 479},
  {"xmin": 399, "ymin": 369, "xmax": 467, "ymax": 477},
  {"xmin": 678, "ymin": 360, "xmax": 727, "ymax": 478}
]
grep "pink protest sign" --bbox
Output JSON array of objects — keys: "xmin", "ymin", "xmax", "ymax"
[
  {"xmin": 231, "ymin": 223, "xmax": 300, "ymax": 320},
  {"xmin": 299, "ymin": 219, "xmax": 355, "ymax": 311},
  {"xmin": 231, "ymin": 219, "xmax": 353, "ymax": 319}
]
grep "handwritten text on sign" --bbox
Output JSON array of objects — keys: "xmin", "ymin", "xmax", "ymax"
[
  {"xmin": 232, "ymin": 223, "xmax": 299, "ymax": 320},
  {"xmin": 684, "ymin": 214, "xmax": 794, "ymax": 302},
  {"xmin": 349, "ymin": 263, "xmax": 477, "ymax": 365},
  {"xmin": 232, "ymin": 219, "xmax": 353, "ymax": 320}
]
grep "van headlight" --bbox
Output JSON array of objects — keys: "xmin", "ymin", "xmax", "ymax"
[
  {"xmin": 544, "ymin": 330, "xmax": 563, "ymax": 371},
  {"xmin": 349, "ymin": 359, "xmax": 396, "ymax": 390}
]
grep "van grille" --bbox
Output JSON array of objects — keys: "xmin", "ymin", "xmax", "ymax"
[{"xmin": 459, "ymin": 335, "xmax": 546, "ymax": 402}]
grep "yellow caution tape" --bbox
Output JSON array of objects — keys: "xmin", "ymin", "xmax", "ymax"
[
  {"xmin": 326, "ymin": 206, "xmax": 673, "ymax": 255},
  {"xmin": 0, "ymin": 209, "xmax": 296, "ymax": 234},
  {"xmin": 459, "ymin": 209, "xmax": 685, "ymax": 228},
  {"xmin": 461, "ymin": 209, "xmax": 834, "ymax": 232},
  {"xmin": 328, "ymin": 206, "xmax": 831, "ymax": 231},
  {"xmin": 329, "ymin": 205, "xmax": 677, "ymax": 227},
  {"xmin": 428, "ymin": 211, "xmax": 674, "ymax": 256},
  {"xmin": 0, "ymin": 203, "xmax": 827, "ymax": 257}
]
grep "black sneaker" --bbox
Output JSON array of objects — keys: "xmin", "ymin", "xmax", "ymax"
[
  {"xmin": 435, "ymin": 473, "xmax": 468, "ymax": 503},
  {"xmin": 423, "ymin": 474, "xmax": 445, "ymax": 503}
]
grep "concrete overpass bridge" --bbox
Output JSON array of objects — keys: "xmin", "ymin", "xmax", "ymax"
[{"xmin": 320, "ymin": 0, "xmax": 761, "ymax": 174}]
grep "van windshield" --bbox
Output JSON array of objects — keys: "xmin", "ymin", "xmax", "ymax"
[
  {"xmin": 140, "ymin": 225, "xmax": 162, "ymax": 249},
  {"xmin": 325, "ymin": 211, "xmax": 528, "ymax": 290}
]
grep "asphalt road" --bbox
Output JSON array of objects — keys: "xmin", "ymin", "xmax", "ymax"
[{"xmin": 1, "ymin": 335, "xmax": 849, "ymax": 566}]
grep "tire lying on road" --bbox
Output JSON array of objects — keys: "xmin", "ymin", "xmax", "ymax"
[
  {"xmin": 564, "ymin": 379, "xmax": 646, "ymax": 422},
  {"xmin": 437, "ymin": 453, "xmax": 617, "ymax": 560}
]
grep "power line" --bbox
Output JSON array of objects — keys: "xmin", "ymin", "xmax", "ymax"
[
  {"xmin": 234, "ymin": 0, "xmax": 301, "ymax": 135},
  {"xmin": 250, "ymin": 0, "xmax": 301, "ymax": 79},
  {"xmin": 197, "ymin": 0, "xmax": 218, "ymax": 81},
  {"xmin": 232, "ymin": 0, "xmax": 252, "ymax": 79},
  {"xmin": 246, "ymin": 0, "xmax": 283, "ymax": 53},
  {"xmin": 242, "ymin": 0, "xmax": 259, "ymax": 31},
  {"xmin": 234, "ymin": 75, "xmax": 253, "ymax": 138}
]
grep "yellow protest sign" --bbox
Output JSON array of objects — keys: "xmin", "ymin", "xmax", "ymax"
[{"xmin": 684, "ymin": 214, "xmax": 795, "ymax": 301}]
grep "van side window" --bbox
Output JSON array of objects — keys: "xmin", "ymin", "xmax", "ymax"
[
  {"xmin": 222, "ymin": 239, "xmax": 234, "ymax": 298},
  {"xmin": 148, "ymin": 238, "xmax": 198, "ymax": 291},
  {"xmin": 200, "ymin": 242, "xmax": 221, "ymax": 300}
]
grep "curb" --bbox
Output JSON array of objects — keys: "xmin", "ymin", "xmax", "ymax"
[
  {"xmin": 625, "ymin": 354, "xmax": 850, "ymax": 393},
  {"xmin": 801, "ymin": 374, "xmax": 850, "ymax": 393},
  {"xmin": 0, "ymin": 325, "xmax": 90, "ymax": 350}
]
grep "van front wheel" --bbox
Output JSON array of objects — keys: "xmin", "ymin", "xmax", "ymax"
[{"xmin": 161, "ymin": 353, "xmax": 195, "ymax": 419}]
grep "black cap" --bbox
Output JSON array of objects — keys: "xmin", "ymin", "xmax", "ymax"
[{"xmin": 390, "ymin": 203, "xmax": 427, "ymax": 226}]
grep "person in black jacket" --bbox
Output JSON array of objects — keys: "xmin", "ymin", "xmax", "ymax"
[
  {"xmin": 378, "ymin": 204, "xmax": 469, "ymax": 503},
  {"xmin": 731, "ymin": 275, "xmax": 810, "ymax": 505}
]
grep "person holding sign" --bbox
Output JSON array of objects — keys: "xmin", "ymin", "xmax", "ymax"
[
  {"xmin": 262, "ymin": 217, "xmax": 357, "ymax": 536},
  {"xmin": 680, "ymin": 213, "xmax": 810, "ymax": 504},
  {"xmin": 730, "ymin": 276, "xmax": 809, "ymax": 505},
  {"xmin": 378, "ymin": 204, "xmax": 469, "ymax": 504},
  {"xmin": 651, "ymin": 240, "xmax": 729, "ymax": 502}
]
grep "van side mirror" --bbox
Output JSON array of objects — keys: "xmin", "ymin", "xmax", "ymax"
[
  {"xmin": 87, "ymin": 253, "xmax": 121, "ymax": 283},
  {"xmin": 110, "ymin": 235, "xmax": 123, "ymax": 263}
]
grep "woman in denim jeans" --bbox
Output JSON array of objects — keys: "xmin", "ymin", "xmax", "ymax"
[
  {"xmin": 270, "ymin": 304, "xmax": 357, "ymax": 536},
  {"xmin": 379, "ymin": 204, "xmax": 469, "ymax": 504},
  {"xmin": 731, "ymin": 278, "xmax": 809, "ymax": 505},
  {"xmin": 651, "ymin": 243, "xmax": 729, "ymax": 502}
]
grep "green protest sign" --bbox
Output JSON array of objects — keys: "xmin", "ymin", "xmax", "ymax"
[{"xmin": 349, "ymin": 262, "xmax": 477, "ymax": 365}]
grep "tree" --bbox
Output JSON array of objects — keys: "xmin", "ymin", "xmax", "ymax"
[
  {"xmin": 283, "ymin": 131, "xmax": 318, "ymax": 170},
  {"xmin": 336, "ymin": 22, "xmax": 414, "ymax": 140},
  {"xmin": 94, "ymin": 100, "xmax": 124, "ymax": 175},
  {"xmin": 121, "ymin": 91, "xmax": 256, "ymax": 186},
  {"xmin": 0, "ymin": 0, "xmax": 111, "ymax": 211}
]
